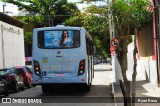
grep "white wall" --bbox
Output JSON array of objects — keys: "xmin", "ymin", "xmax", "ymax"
[
  {"xmin": 127, "ymin": 38, "xmax": 158, "ymax": 86},
  {"xmin": 0, "ymin": 21, "xmax": 25, "ymax": 68},
  {"xmin": 0, "ymin": 24, "xmax": 3, "ymax": 68},
  {"xmin": 137, "ymin": 60, "xmax": 158, "ymax": 85}
]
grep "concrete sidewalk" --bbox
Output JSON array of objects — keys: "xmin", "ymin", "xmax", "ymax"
[
  {"xmin": 94, "ymin": 63, "xmax": 112, "ymax": 71},
  {"xmin": 112, "ymin": 71, "xmax": 160, "ymax": 106}
]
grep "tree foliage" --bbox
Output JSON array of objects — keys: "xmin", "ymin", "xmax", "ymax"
[
  {"xmin": 111, "ymin": 0, "xmax": 152, "ymax": 36},
  {"xmin": 111, "ymin": 0, "xmax": 152, "ymax": 69},
  {"xmin": 110, "ymin": 0, "xmax": 152, "ymax": 105},
  {"xmin": 2, "ymin": 0, "xmax": 80, "ymax": 48},
  {"xmin": 24, "ymin": 32, "xmax": 32, "ymax": 46},
  {"xmin": 65, "ymin": 5, "xmax": 110, "ymax": 57},
  {"xmin": 2, "ymin": 0, "xmax": 80, "ymax": 27}
]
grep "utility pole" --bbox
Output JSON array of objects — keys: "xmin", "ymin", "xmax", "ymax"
[
  {"xmin": 2, "ymin": 3, "xmax": 12, "ymax": 14},
  {"xmin": 1, "ymin": 25, "xmax": 5, "ymax": 68},
  {"xmin": 108, "ymin": 0, "xmax": 122, "ymax": 83},
  {"xmin": 3, "ymin": 3, "xmax": 6, "ymax": 13},
  {"xmin": 154, "ymin": 0, "xmax": 160, "ymax": 87}
]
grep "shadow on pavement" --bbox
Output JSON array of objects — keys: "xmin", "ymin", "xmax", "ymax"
[
  {"xmin": 37, "ymin": 84, "xmax": 113, "ymax": 103},
  {"xmin": 38, "ymin": 84, "xmax": 112, "ymax": 97}
]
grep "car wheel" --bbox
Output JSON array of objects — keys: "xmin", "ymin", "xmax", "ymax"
[
  {"xmin": 21, "ymin": 85, "xmax": 25, "ymax": 91},
  {"xmin": 32, "ymin": 84, "xmax": 36, "ymax": 87},
  {"xmin": 27, "ymin": 80, "xmax": 32, "ymax": 88},
  {"xmin": 4, "ymin": 86, "xmax": 9, "ymax": 96},
  {"xmin": 4, "ymin": 90, "xmax": 9, "ymax": 96},
  {"xmin": 14, "ymin": 83, "xmax": 18, "ymax": 93}
]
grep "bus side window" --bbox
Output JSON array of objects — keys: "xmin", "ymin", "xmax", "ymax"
[
  {"xmin": 38, "ymin": 31, "xmax": 44, "ymax": 48},
  {"xmin": 86, "ymin": 37, "xmax": 88, "ymax": 55},
  {"xmin": 90, "ymin": 43, "xmax": 93, "ymax": 55},
  {"xmin": 86, "ymin": 37, "xmax": 91, "ymax": 55},
  {"xmin": 73, "ymin": 31, "xmax": 80, "ymax": 47}
]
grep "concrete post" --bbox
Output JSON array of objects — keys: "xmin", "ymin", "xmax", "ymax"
[{"xmin": 112, "ymin": 51, "xmax": 122, "ymax": 83}]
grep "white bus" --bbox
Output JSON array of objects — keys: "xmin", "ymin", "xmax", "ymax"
[{"xmin": 32, "ymin": 25, "xmax": 94, "ymax": 93}]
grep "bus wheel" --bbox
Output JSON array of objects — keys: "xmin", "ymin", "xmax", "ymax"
[
  {"xmin": 78, "ymin": 84, "xmax": 90, "ymax": 92},
  {"xmin": 85, "ymin": 84, "xmax": 91, "ymax": 92},
  {"xmin": 42, "ymin": 85, "xmax": 49, "ymax": 94}
]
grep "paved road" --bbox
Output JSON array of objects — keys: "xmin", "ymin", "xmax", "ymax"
[{"xmin": 1, "ymin": 63, "xmax": 114, "ymax": 106}]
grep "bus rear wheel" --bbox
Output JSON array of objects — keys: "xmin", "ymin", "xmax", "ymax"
[
  {"xmin": 42, "ymin": 85, "xmax": 49, "ymax": 94},
  {"xmin": 85, "ymin": 84, "xmax": 91, "ymax": 92},
  {"xmin": 78, "ymin": 84, "xmax": 90, "ymax": 92}
]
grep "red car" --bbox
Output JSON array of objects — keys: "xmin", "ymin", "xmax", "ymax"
[{"xmin": 14, "ymin": 66, "xmax": 33, "ymax": 88}]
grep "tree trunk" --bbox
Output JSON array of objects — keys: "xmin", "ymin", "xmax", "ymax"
[
  {"xmin": 46, "ymin": 14, "xmax": 50, "ymax": 26},
  {"xmin": 116, "ymin": 37, "xmax": 131, "ymax": 106},
  {"xmin": 131, "ymin": 31, "xmax": 138, "ymax": 106},
  {"xmin": 119, "ymin": 80, "xmax": 128, "ymax": 106}
]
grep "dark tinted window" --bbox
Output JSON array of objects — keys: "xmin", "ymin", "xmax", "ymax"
[
  {"xmin": 0, "ymin": 69, "xmax": 10, "ymax": 75},
  {"xmin": 86, "ymin": 37, "xmax": 93, "ymax": 55},
  {"xmin": 26, "ymin": 67, "xmax": 32, "ymax": 73},
  {"xmin": 15, "ymin": 68, "xmax": 24, "ymax": 75}
]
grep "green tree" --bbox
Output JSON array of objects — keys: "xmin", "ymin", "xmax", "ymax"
[
  {"xmin": 2, "ymin": 0, "xmax": 80, "ymax": 27},
  {"xmin": 1, "ymin": 0, "xmax": 80, "ymax": 51},
  {"xmin": 110, "ymin": 0, "xmax": 152, "ymax": 106},
  {"xmin": 24, "ymin": 31, "xmax": 32, "ymax": 56},
  {"xmin": 65, "ymin": 5, "xmax": 110, "ymax": 57},
  {"xmin": 24, "ymin": 32, "xmax": 32, "ymax": 46}
]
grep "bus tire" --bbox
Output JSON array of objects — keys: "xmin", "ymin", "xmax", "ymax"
[
  {"xmin": 85, "ymin": 84, "xmax": 91, "ymax": 92},
  {"xmin": 42, "ymin": 85, "xmax": 49, "ymax": 94},
  {"xmin": 86, "ymin": 74, "xmax": 91, "ymax": 92},
  {"xmin": 78, "ymin": 84, "xmax": 90, "ymax": 92}
]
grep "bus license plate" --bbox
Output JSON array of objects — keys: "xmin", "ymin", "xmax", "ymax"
[{"xmin": 55, "ymin": 74, "xmax": 64, "ymax": 76}]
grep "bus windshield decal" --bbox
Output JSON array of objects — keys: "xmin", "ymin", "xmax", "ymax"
[{"xmin": 38, "ymin": 30, "xmax": 80, "ymax": 49}]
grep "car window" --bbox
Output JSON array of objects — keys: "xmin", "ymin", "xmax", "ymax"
[
  {"xmin": 0, "ymin": 69, "xmax": 10, "ymax": 75},
  {"xmin": 8, "ymin": 68, "xmax": 15, "ymax": 74},
  {"xmin": 12, "ymin": 68, "xmax": 18, "ymax": 75},
  {"xmin": 0, "ymin": 75, "xmax": 2, "ymax": 80},
  {"xmin": 15, "ymin": 68, "xmax": 24, "ymax": 75},
  {"xmin": 26, "ymin": 67, "xmax": 32, "ymax": 73}
]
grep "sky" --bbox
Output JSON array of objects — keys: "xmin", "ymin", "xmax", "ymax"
[
  {"xmin": 0, "ymin": 2, "xmax": 18, "ymax": 15},
  {"xmin": 0, "ymin": 0, "xmax": 106, "ymax": 16}
]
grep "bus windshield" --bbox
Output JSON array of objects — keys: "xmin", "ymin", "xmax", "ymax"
[{"xmin": 38, "ymin": 30, "xmax": 80, "ymax": 49}]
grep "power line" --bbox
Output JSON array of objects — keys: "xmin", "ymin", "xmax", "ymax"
[{"xmin": 2, "ymin": 3, "xmax": 6, "ymax": 12}]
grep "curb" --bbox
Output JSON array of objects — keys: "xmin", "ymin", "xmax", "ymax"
[{"xmin": 112, "ymin": 82, "xmax": 124, "ymax": 106}]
